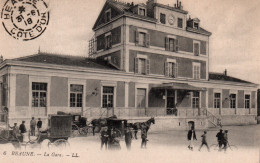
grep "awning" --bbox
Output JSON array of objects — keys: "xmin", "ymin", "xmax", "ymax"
[{"xmin": 151, "ymin": 83, "xmax": 206, "ymax": 91}]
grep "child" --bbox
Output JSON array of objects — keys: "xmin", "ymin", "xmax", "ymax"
[{"xmin": 198, "ymin": 131, "xmax": 210, "ymax": 152}]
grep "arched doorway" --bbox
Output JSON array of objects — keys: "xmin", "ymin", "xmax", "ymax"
[{"xmin": 188, "ymin": 121, "xmax": 195, "ymax": 130}]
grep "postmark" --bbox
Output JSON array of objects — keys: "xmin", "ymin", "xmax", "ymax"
[{"xmin": 1, "ymin": 0, "xmax": 49, "ymax": 41}]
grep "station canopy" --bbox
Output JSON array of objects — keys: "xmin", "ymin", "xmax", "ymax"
[{"xmin": 151, "ymin": 83, "xmax": 206, "ymax": 91}]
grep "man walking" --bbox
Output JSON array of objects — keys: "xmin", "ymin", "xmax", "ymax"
[
  {"xmin": 30, "ymin": 117, "xmax": 36, "ymax": 136},
  {"xmin": 100, "ymin": 127, "xmax": 109, "ymax": 150},
  {"xmin": 125, "ymin": 125, "xmax": 133, "ymax": 150},
  {"xmin": 37, "ymin": 118, "xmax": 42, "ymax": 133},
  {"xmin": 141, "ymin": 128, "xmax": 148, "ymax": 149},
  {"xmin": 19, "ymin": 121, "xmax": 26, "ymax": 142},
  {"xmin": 223, "ymin": 130, "xmax": 229, "ymax": 152},
  {"xmin": 216, "ymin": 129, "xmax": 224, "ymax": 151},
  {"xmin": 198, "ymin": 131, "xmax": 210, "ymax": 152},
  {"xmin": 187, "ymin": 127, "xmax": 197, "ymax": 151}
]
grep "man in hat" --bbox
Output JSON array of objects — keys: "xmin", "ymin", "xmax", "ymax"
[
  {"xmin": 100, "ymin": 127, "xmax": 109, "ymax": 150},
  {"xmin": 37, "ymin": 118, "xmax": 42, "ymax": 133},
  {"xmin": 141, "ymin": 128, "xmax": 148, "ymax": 149},
  {"xmin": 216, "ymin": 129, "xmax": 224, "ymax": 151},
  {"xmin": 125, "ymin": 125, "xmax": 133, "ymax": 150},
  {"xmin": 30, "ymin": 117, "xmax": 36, "ymax": 136},
  {"xmin": 19, "ymin": 121, "xmax": 26, "ymax": 142}
]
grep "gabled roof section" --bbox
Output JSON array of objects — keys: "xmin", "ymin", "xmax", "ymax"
[
  {"xmin": 209, "ymin": 72, "xmax": 255, "ymax": 84},
  {"xmin": 12, "ymin": 53, "xmax": 119, "ymax": 71},
  {"xmin": 93, "ymin": 0, "xmax": 130, "ymax": 30}
]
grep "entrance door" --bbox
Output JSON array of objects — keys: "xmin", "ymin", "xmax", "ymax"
[{"xmin": 166, "ymin": 90, "xmax": 177, "ymax": 115}]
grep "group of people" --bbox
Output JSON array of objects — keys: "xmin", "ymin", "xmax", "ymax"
[
  {"xmin": 187, "ymin": 128, "xmax": 229, "ymax": 152},
  {"xmin": 9, "ymin": 117, "xmax": 42, "ymax": 142},
  {"xmin": 100, "ymin": 125, "xmax": 149, "ymax": 151}
]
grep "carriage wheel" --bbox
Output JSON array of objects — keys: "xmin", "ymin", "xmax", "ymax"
[
  {"xmin": 79, "ymin": 127, "xmax": 88, "ymax": 135},
  {"xmin": 71, "ymin": 124, "xmax": 80, "ymax": 137},
  {"xmin": 52, "ymin": 139, "xmax": 70, "ymax": 149}
]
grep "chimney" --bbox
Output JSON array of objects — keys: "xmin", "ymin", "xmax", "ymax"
[
  {"xmin": 0, "ymin": 55, "xmax": 3, "ymax": 63},
  {"xmin": 224, "ymin": 69, "xmax": 227, "ymax": 76}
]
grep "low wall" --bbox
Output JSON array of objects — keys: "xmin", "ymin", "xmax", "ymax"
[{"xmin": 220, "ymin": 115, "xmax": 257, "ymax": 126}]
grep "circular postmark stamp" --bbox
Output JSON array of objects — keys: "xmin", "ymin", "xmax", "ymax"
[{"xmin": 1, "ymin": 0, "xmax": 49, "ymax": 41}]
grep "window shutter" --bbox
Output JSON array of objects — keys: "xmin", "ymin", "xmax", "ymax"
[
  {"xmin": 146, "ymin": 59, "xmax": 150, "ymax": 75},
  {"xmin": 104, "ymin": 36, "xmax": 107, "ymax": 50},
  {"xmin": 164, "ymin": 61, "xmax": 168, "ymax": 76},
  {"xmin": 175, "ymin": 39, "xmax": 179, "ymax": 52},
  {"xmin": 175, "ymin": 62, "xmax": 178, "ymax": 78},
  {"xmin": 146, "ymin": 33, "xmax": 150, "ymax": 47},
  {"xmin": 135, "ymin": 31, "xmax": 139, "ymax": 45},
  {"xmin": 165, "ymin": 37, "xmax": 169, "ymax": 51},
  {"xmin": 109, "ymin": 35, "xmax": 112, "ymax": 48},
  {"xmin": 135, "ymin": 58, "xmax": 139, "ymax": 73}
]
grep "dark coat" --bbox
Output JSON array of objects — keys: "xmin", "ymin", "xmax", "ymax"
[
  {"xmin": 19, "ymin": 124, "xmax": 26, "ymax": 133},
  {"xmin": 187, "ymin": 130, "xmax": 197, "ymax": 140},
  {"xmin": 216, "ymin": 132, "xmax": 224, "ymax": 141},
  {"xmin": 37, "ymin": 121, "xmax": 42, "ymax": 128},
  {"xmin": 125, "ymin": 130, "xmax": 132, "ymax": 143},
  {"xmin": 101, "ymin": 130, "xmax": 109, "ymax": 142}
]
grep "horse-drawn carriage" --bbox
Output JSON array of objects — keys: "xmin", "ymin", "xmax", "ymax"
[{"xmin": 26, "ymin": 114, "xmax": 72, "ymax": 149}]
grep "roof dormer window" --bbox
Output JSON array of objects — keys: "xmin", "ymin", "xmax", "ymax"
[
  {"xmin": 194, "ymin": 22, "xmax": 199, "ymax": 29},
  {"xmin": 138, "ymin": 7, "xmax": 146, "ymax": 16}
]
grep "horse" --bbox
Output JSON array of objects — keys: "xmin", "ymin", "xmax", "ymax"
[
  {"xmin": 90, "ymin": 115, "xmax": 117, "ymax": 136},
  {"xmin": 129, "ymin": 117, "xmax": 155, "ymax": 139}
]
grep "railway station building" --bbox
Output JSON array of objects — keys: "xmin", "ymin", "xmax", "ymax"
[{"xmin": 0, "ymin": 0, "xmax": 258, "ymax": 131}]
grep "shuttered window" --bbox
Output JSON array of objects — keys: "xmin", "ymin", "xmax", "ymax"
[
  {"xmin": 137, "ymin": 89, "xmax": 146, "ymax": 108},
  {"xmin": 165, "ymin": 61, "xmax": 178, "ymax": 78},
  {"xmin": 165, "ymin": 37, "xmax": 179, "ymax": 52},
  {"xmin": 105, "ymin": 34, "xmax": 112, "ymax": 50},
  {"xmin": 135, "ymin": 57, "xmax": 150, "ymax": 75},
  {"xmin": 135, "ymin": 31, "xmax": 150, "ymax": 47},
  {"xmin": 194, "ymin": 43, "xmax": 199, "ymax": 56}
]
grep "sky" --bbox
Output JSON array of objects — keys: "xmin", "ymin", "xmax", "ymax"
[{"xmin": 0, "ymin": 0, "xmax": 260, "ymax": 85}]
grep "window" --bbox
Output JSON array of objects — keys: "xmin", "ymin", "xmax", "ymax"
[
  {"xmin": 169, "ymin": 38, "xmax": 175, "ymax": 52},
  {"xmin": 32, "ymin": 82, "xmax": 47, "ymax": 107},
  {"xmin": 178, "ymin": 18, "xmax": 183, "ymax": 28},
  {"xmin": 165, "ymin": 61, "xmax": 178, "ymax": 78},
  {"xmin": 138, "ymin": 58, "xmax": 146, "ymax": 74},
  {"xmin": 192, "ymin": 91, "xmax": 200, "ymax": 108},
  {"xmin": 193, "ymin": 63, "xmax": 200, "ymax": 79},
  {"xmin": 139, "ymin": 32, "xmax": 146, "ymax": 46},
  {"xmin": 105, "ymin": 34, "xmax": 112, "ymax": 49},
  {"xmin": 230, "ymin": 94, "xmax": 236, "ymax": 108},
  {"xmin": 102, "ymin": 87, "xmax": 114, "ymax": 108},
  {"xmin": 139, "ymin": 8, "xmax": 146, "ymax": 16},
  {"xmin": 214, "ymin": 93, "xmax": 221, "ymax": 108},
  {"xmin": 105, "ymin": 9, "xmax": 111, "ymax": 23},
  {"xmin": 160, "ymin": 13, "xmax": 166, "ymax": 24},
  {"xmin": 194, "ymin": 43, "xmax": 200, "ymax": 56},
  {"xmin": 136, "ymin": 30, "xmax": 150, "ymax": 47},
  {"xmin": 245, "ymin": 94, "xmax": 250, "ymax": 109},
  {"xmin": 70, "ymin": 84, "xmax": 83, "ymax": 107},
  {"xmin": 135, "ymin": 56, "xmax": 150, "ymax": 75},
  {"xmin": 137, "ymin": 88, "xmax": 146, "ymax": 108},
  {"xmin": 194, "ymin": 22, "xmax": 199, "ymax": 29},
  {"xmin": 165, "ymin": 37, "xmax": 179, "ymax": 52}
]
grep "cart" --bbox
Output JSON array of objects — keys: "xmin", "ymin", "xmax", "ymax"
[
  {"xmin": 71, "ymin": 114, "xmax": 92, "ymax": 137},
  {"xmin": 106, "ymin": 118, "xmax": 127, "ymax": 138},
  {"xmin": 0, "ymin": 127, "xmax": 23, "ymax": 149},
  {"xmin": 26, "ymin": 114, "xmax": 72, "ymax": 149}
]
